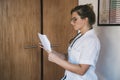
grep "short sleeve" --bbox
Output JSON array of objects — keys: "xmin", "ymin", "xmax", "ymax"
[{"xmin": 79, "ymin": 38, "xmax": 99, "ymax": 66}]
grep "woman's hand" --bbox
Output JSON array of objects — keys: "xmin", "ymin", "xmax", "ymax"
[
  {"xmin": 39, "ymin": 43, "xmax": 50, "ymax": 52},
  {"xmin": 39, "ymin": 43, "xmax": 66, "ymax": 63},
  {"xmin": 39, "ymin": 43, "xmax": 60, "ymax": 62},
  {"xmin": 47, "ymin": 51, "xmax": 61, "ymax": 63}
]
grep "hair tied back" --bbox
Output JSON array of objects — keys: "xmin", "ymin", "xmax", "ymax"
[{"xmin": 87, "ymin": 3, "xmax": 93, "ymax": 10}]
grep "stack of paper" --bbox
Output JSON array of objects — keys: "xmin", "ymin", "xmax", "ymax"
[{"xmin": 38, "ymin": 33, "xmax": 52, "ymax": 52}]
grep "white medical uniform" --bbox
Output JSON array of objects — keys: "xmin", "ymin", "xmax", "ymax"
[{"xmin": 61, "ymin": 29, "xmax": 100, "ymax": 80}]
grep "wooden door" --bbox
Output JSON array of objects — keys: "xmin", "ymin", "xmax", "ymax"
[
  {"xmin": 0, "ymin": 0, "xmax": 41, "ymax": 80},
  {"xmin": 43, "ymin": 0, "xmax": 78, "ymax": 80}
]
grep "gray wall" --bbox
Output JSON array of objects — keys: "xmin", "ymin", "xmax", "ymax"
[{"xmin": 79, "ymin": 0, "xmax": 120, "ymax": 80}]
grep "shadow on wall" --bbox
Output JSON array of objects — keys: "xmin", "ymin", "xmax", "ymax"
[
  {"xmin": 95, "ymin": 27, "xmax": 120, "ymax": 80},
  {"xmin": 95, "ymin": 27, "xmax": 109, "ymax": 80}
]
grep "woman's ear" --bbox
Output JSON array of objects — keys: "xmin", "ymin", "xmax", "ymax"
[
  {"xmin": 83, "ymin": 17, "xmax": 89, "ymax": 25},
  {"xmin": 84, "ymin": 17, "xmax": 89, "ymax": 22}
]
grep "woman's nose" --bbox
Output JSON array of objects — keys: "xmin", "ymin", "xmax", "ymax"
[{"xmin": 70, "ymin": 21, "xmax": 74, "ymax": 25}]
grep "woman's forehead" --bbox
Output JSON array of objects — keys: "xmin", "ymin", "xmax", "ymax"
[{"xmin": 71, "ymin": 12, "xmax": 79, "ymax": 17}]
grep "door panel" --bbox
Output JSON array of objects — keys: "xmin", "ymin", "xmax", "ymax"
[
  {"xmin": 0, "ymin": 0, "xmax": 41, "ymax": 80},
  {"xmin": 43, "ymin": 0, "xmax": 77, "ymax": 80}
]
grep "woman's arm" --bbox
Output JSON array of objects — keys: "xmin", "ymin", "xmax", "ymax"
[
  {"xmin": 51, "ymin": 50, "xmax": 67, "ymax": 60},
  {"xmin": 39, "ymin": 43, "xmax": 90, "ymax": 75},
  {"xmin": 48, "ymin": 51, "xmax": 90, "ymax": 76}
]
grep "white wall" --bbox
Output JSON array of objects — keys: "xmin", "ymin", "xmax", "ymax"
[{"xmin": 79, "ymin": 0, "xmax": 120, "ymax": 80}]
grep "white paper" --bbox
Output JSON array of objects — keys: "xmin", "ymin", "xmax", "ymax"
[{"xmin": 38, "ymin": 33, "xmax": 52, "ymax": 52}]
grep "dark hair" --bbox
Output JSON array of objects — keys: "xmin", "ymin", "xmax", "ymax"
[{"xmin": 71, "ymin": 4, "xmax": 95, "ymax": 26}]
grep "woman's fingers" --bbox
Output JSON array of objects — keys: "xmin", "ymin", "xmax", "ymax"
[
  {"xmin": 39, "ymin": 43, "xmax": 43, "ymax": 48},
  {"xmin": 38, "ymin": 43, "xmax": 51, "ymax": 53},
  {"xmin": 38, "ymin": 43, "xmax": 57, "ymax": 62}
]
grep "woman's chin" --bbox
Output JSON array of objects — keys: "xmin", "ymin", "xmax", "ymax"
[{"xmin": 74, "ymin": 28, "xmax": 79, "ymax": 31}]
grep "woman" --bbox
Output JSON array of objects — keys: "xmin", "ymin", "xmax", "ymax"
[{"xmin": 40, "ymin": 4, "xmax": 100, "ymax": 80}]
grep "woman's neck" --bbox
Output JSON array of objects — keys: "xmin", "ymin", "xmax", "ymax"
[{"xmin": 80, "ymin": 26, "xmax": 92, "ymax": 35}]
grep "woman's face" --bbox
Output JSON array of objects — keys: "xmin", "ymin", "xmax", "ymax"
[{"xmin": 70, "ymin": 12, "xmax": 85, "ymax": 31}]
